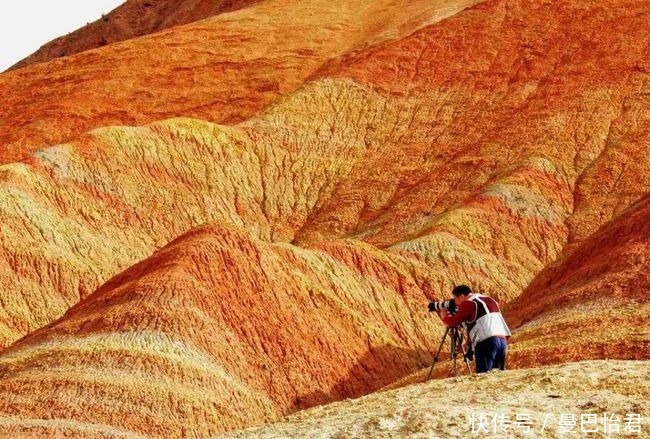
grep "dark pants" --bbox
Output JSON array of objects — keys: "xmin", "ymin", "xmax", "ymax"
[{"xmin": 475, "ymin": 336, "xmax": 507, "ymax": 373}]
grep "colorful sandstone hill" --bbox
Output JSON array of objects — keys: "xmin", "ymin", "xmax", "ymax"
[{"xmin": 0, "ymin": 0, "xmax": 648, "ymax": 437}]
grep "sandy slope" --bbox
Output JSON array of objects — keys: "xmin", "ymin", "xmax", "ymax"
[{"xmin": 219, "ymin": 360, "xmax": 650, "ymax": 438}]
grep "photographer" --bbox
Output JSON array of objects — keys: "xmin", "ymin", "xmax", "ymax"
[{"xmin": 432, "ymin": 285, "xmax": 511, "ymax": 373}]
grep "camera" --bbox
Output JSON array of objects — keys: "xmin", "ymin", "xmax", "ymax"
[{"xmin": 428, "ymin": 299, "xmax": 458, "ymax": 314}]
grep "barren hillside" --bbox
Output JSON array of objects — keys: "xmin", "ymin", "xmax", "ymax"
[
  {"xmin": 219, "ymin": 360, "xmax": 650, "ymax": 439},
  {"xmin": 0, "ymin": 0, "xmax": 648, "ymax": 438},
  {"xmin": 0, "ymin": 0, "xmax": 478, "ymax": 164},
  {"xmin": 7, "ymin": 0, "xmax": 259, "ymax": 71}
]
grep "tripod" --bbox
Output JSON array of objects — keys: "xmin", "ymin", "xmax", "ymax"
[{"xmin": 425, "ymin": 326, "xmax": 473, "ymax": 381}]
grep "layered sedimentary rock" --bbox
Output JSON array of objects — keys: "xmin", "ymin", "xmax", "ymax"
[
  {"xmin": 1, "ymin": 87, "xmax": 447, "ymax": 348},
  {"xmin": 1, "ymin": 0, "xmax": 482, "ymax": 349},
  {"xmin": 504, "ymin": 194, "xmax": 650, "ymax": 367},
  {"xmin": 0, "ymin": 0, "xmax": 478, "ymax": 164},
  {"xmin": 0, "ymin": 223, "xmax": 441, "ymax": 438},
  {"xmin": 0, "ymin": 0, "xmax": 648, "ymax": 437},
  {"xmin": 8, "ymin": 0, "xmax": 259, "ymax": 70}
]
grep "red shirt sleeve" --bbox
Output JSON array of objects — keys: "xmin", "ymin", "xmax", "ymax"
[{"xmin": 442, "ymin": 301, "xmax": 476, "ymax": 327}]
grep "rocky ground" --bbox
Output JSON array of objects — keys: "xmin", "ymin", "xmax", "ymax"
[{"xmin": 219, "ymin": 360, "xmax": 650, "ymax": 439}]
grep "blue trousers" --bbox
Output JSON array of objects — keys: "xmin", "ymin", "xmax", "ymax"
[{"xmin": 475, "ymin": 336, "xmax": 507, "ymax": 373}]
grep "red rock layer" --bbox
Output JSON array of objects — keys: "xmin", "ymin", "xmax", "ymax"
[
  {"xmin": 0, "ymin": 0, "xmax": 477, "ymax": 164},
  {"xmin": 8, "ymin": 0, "xmax": 258, "ymax": 71},
  {"xmin": 303, "ymin": 0, "xmax": 650, "ymax": 252},
  {"xmin": 0, "ymin": 0, "xmax": 482, "ymax": 349},
  {"xmin": 504, "ymin": 194, "xmax": 650, "ymax": 367},
  {"xmin": 0, "ymin": 0, "xmax": 647, "ymax": 361},
  {"xmin": 0, "ymin": 223, "xmax": 441, "ymax": 438}
]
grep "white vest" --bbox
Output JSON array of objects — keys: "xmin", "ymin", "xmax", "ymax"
[{"xmin": 462, "ymin": 293, "xmax": 512, "ymax": 350}]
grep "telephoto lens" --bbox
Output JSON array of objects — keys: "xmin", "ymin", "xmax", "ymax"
[{"xmin": 428, "ymin": 299, "xmax": 457, "ymax": 313}]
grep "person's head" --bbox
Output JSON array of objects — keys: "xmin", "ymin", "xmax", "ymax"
[{"xmin": 452, "ymin": 284, "xmax": 472, "ymax": 305}]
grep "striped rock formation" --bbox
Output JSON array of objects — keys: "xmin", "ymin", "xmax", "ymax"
[
  {"xmin": 0, "ymin": 0, "xmax": 478, "ymax": 164},
  {"xmin": 7, "ymin": 0, "xmax": 259, "ymax": 71},
  {"xmin": 504, "ymin": 193, "xmax": 650, "ymax": 368},
  {"xmin": 0, "ymin": 0, "xmax": 648, "ymax": 437},
  {"xmin": 0, "ymin": 223, "xmax": 441, "ymax": 438}
]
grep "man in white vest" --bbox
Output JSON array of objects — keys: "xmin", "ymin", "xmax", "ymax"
[{"xmin": 437, "ymin": 285, "xmax": 512, "ymax": 373}]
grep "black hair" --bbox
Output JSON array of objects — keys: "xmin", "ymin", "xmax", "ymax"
[{"xmin": 452, "ymin": 285, "xmax": 472, "ymax": 297}]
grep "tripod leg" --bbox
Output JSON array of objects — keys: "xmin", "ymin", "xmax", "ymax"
[
  {"xmin": 453, "ymin": 328, "xmax": 472, "ymax": 377},
  {"xmin": 451, "ymin": 329, "xmax": 459, "ymax": 377},
  {"xmin": 459, "ymin": 338, "xmax": 473, "ymax": 375},
  {"xmin": 425, "ymin": 327, "xmax": 450, "ymax": 381}
]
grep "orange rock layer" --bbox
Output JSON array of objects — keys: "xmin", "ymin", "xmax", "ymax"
[
  {"xmin": 0, "ymin": 0, "xmax": 479, "ymax": 164},
  {"xmin": 0, "ymin": 223, "xmax": 441, "ymax": 438},
  {"xmin": 7, "ymin": 0, "xmax": 259, "ymax": 71},
  {"xmin": 505, "ymin": 193, "xmax": 650, "ymax": 367},
  {"xmin": 0, "ymin": 0, "xmax": 648, "ymax": 437}
]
